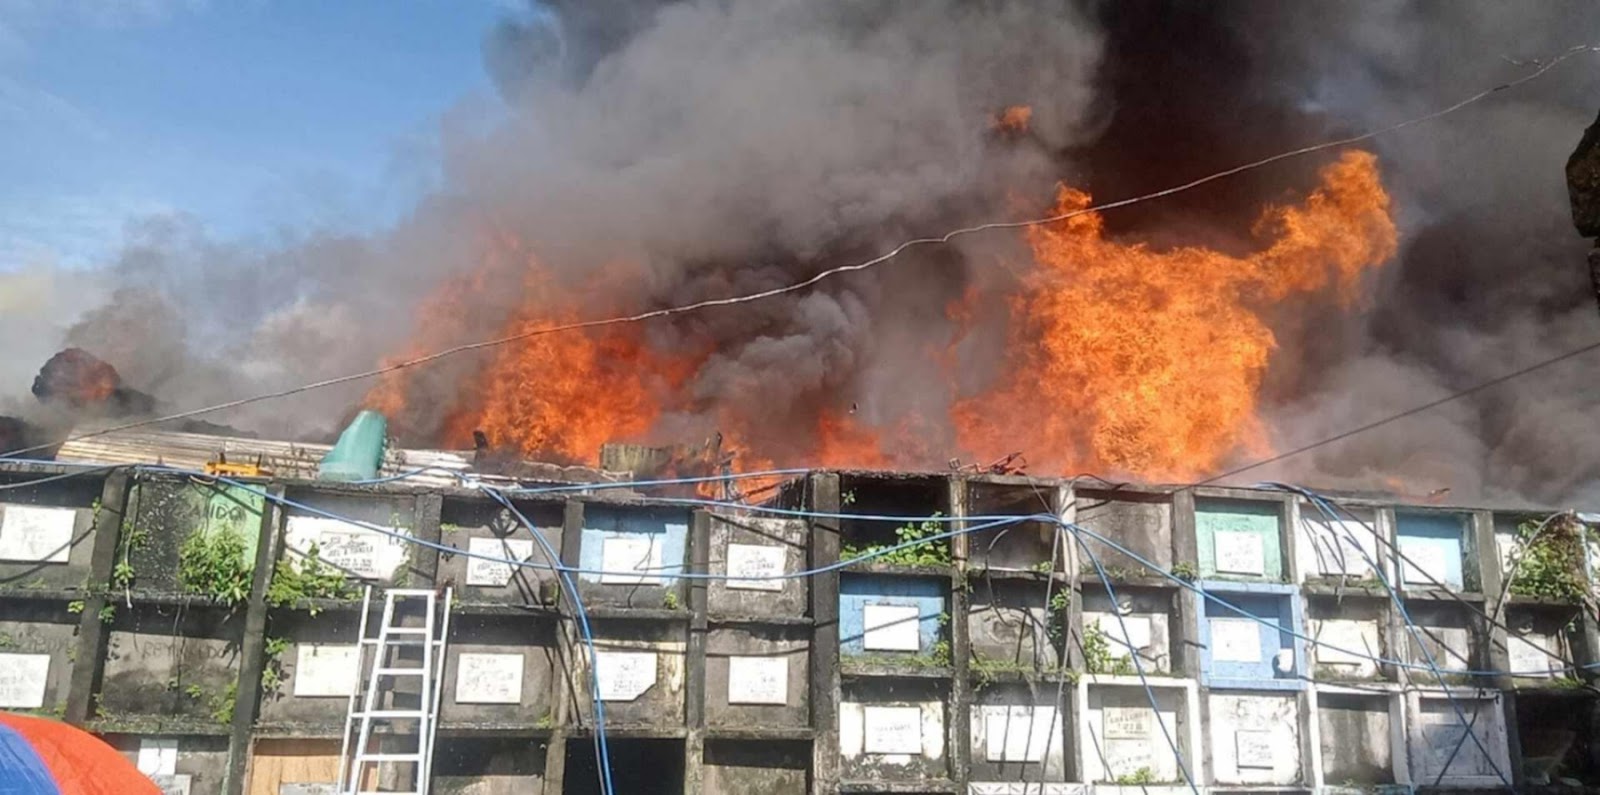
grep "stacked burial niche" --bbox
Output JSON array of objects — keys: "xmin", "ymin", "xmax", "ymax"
[{"xmin": 9, "ymin": 456, "xmax": 1600, "ymax": 793}]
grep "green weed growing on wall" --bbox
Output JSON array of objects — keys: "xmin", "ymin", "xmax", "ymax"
[
  {"xmin": 178, "ymin": 528, "xmax": 252, "ymax": 607},
  {"xmin": 1083, "ymin": 623, "xmax": 1133, "ymax": 675},
  {"xmin": 112, "ymin": 511, "xmax": 152, "ymax": 594},
  {"xmin": 1045, "ymin": 589, "xmax": 1071, "ymax": 651},
  {"xmin": 186, "ymin": 682, "xmax": 237, "ymax": 725},
  {"xmin": 1113, "ymin": 767, "xmax": 1157, "ymax": 785},
  {"xmin": 260, "ymin": 636, "xmax": 290, "ymax": 698},
  {"xmin": 267, "ymin": 544, "xmax": 358, "ymax": 615},
  {"xmin": 1508, "ymin": 516, "xmax": 1587, "ymax": 602},
  {"xmin": 841, "ymin": 513, "xmax": 951, "ymax": 567}
]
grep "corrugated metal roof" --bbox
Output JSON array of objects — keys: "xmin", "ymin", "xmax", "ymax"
[{"xmin": 54, "ymin": 428, "xmax": 474, "ymax": 487}]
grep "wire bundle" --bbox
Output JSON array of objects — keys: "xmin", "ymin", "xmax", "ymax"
[{"xmin": 1, "ymin": 460, "xmax": 1585, "ymax": 792}]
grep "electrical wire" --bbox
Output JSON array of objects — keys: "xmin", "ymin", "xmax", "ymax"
[
  {"xmin": 13, "ymin": 458, "xmax": 1577, "ymax": 655},
  {"xmin": 1265, "ymin": 482, "xmax": 1584, "ymax": 673},
  {"xmin": 2, "ymin": 44, "xmax": 1593, "ymax": 463},
  {"xmin": 1290, "ymin": 487, "xmax": 1513, "ymax": 788},
  {"xmin": 16, "ymin": 460, "xmax": 1577, "ymax": 681},
  {"xmin": 9, "ymin": 322, "xmax": 1600, "ymax": 524},
  {"xmin": 1195, "ymin": 336, "xmax": 1600, "ymax": 487},
  {"xmin": 485, "ymin": 487, "xmax": 615, "ymax": 795},
  {"xmin": 0, "ymin": 463, "xmax": 125, "ymax": 491},
  {"xmin": 1488, "ymin": 512, "xmax": 1572, "ymax": 627},
  {"xmin": 1070, "ymin": 524, "xmax": 1198, "ymax": 794},
  {"xmin": 12, "ymin": 457, "xmax": 1595, "ymax": 789},
  {"xmin": 69, "ymin": 461, "xmax": 1588, "ymax": 678}
]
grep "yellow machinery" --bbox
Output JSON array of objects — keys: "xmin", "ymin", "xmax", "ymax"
[{"xmin": 204, "ymin": 452, "xmax": 271, "ymax": 478}]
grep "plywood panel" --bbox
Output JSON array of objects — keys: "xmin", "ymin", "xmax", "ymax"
[{"xmin": 246, "ymin": 740, "xmax": 344, "ymax": 795}]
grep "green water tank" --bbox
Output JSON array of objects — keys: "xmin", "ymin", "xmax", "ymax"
[{"xmin": 318, "ymin": 410, "xmax": 389, "ymax": 481}]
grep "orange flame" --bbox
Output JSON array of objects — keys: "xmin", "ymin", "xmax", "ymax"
[
  {"xmin": 993, "ymin": 105, "xmax": 1033, "ymax": 134},
  {"xmin": 953, "ymin": 150, "xmax": 1397, "ymax": 480},
  {"xmin": 436, "ymin": 252, "xmax": 697, "ymax": 464},
  {"xmin": 370, "ymin": 150, "xmax": 1396, "ymax": 483}
]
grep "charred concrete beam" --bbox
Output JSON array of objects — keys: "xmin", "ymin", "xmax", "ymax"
[{"xmin": 63, "ymin": 472, "xmax": 128, "ymax": 726}]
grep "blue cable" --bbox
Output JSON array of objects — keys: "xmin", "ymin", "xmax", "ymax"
[
  {"xmin": 1053, "ymin": 514, "xmax": 1587, "ymax": 682},
  {"xmin": 1067, "ymin": 523, "xmax": 1198, "ymax": 795},
  {"xmin": 484, "ymin": 487, "xmax": 615, "ymax": 795},
  {"xmin": 0, "ymin": 456, "xmax": 1565, "ymax": 788},
  {"xmin": 111, "ymin": 463, "xmax": 1588, "ymax": 677},
  {"xmin": 1281, "ymin": 485, "xmax": 1514, "ymax": 789},
  {"xmin": 7, "ymin": 455, "xmax": 1574, "ymax": 788},
  {"xmin": 93, "ymin": 463, "xmax": 1591, "ymax": 677}
]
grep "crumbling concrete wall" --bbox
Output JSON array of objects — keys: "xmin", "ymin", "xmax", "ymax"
[
  {"xmin": 702, "ymin": 740, "xmax": 808, "ymax": 795},
  {"xmin": 1316, "ymin": 691, "xmax": 1396, "ymax": 785},
  {"xmin": 704, "ymin": 625, "xmax": 809, "ymax": 729},
  {"xmin": 0, "ymin": 477, "xmax": 103, "ymax": 590},
  {"xmin": 1296, "ymin": 504, "xmax": 1383, "ymax": 582},
  {"xmin": 1404, "ymin": 601, "xmax": 1484, "ymax": 682},
  {"xmin": 1306, "ymin": 597, "xmax": 1387, "ymax": 681},
  {"xmin": 569, "ymin": 620, "xmax": 687, "ymax": 727},
  {"xmin": 257, "ymin": 608, "xmax": 360, "ymax": 728},
  {"xmin": 1207, "ymin": 692, "xmax": 1304, "ymax": 786},
  {"xmin": 576, "ymin": 505, "xmax": 690, "ymax": 609},
  {"xmin": 969, "ymin": 578, "xmax": 1059, "ymax": 669},
  {"xmin": 1407, "ymin": 692, "xmax": 1510, "ymax": 786},
  {"xmin": 1073, "ymin": 489, "xmax": 1172, "ymax": 575},
  {"xmin": 839, "ymin": 679, "xmax": 948, "ymax": 781},
  {"xmin": 969, "ymin": 682, "xmax": 1070, "ymax": 783},
  {"xmin": 431, "ymin": 738, "xmax": 547, "ymax": 795},
  {"xmin": 282, "ymin": 489, "xmax": 419, "ymax": 586},
  {"xmin": 126, "ymin": 477, "xmax": 266, "ymax": 593},
  {"xmin": 966, "ymin": 480, "xmax": 1061, "ymax": 571},
  {"xmin": 439, "ymin": 614, "xmax": 558, "ymax": 728},
  {"xmin": 1082, "ymin": 587, "xmax": 1174, "ymax": 673},
  {"xmin": 0, "ymin": 601, "xmax": 78, "ymax": 714},
  {"xmin": 100, "ymin": 602, "xmax": 243, "ymax": 724},
  {"xmin": 1195, "ymin": 497, "xmax": 1286, "ymax": 583},
  {"xmin": 1082, "ymin": 682, "xmax": 1190, "ymax": 784},
  {"xmin": 7, "ymin": 463, "xmax": 1597, "ymax": 794},
  {"xmin": 109, "ymin": 734, "xmax": 231, "ymax": 795},
  {"xmin": 706, "ymin": 514, "xmax": 807, "ymax": 617},
  {"xmin": 437, "ymin": 497, "xmax": 562, "ymax": 605}
]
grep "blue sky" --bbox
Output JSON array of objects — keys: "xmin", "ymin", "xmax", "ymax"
[{"xmin": 0, "ymin": 0, "xmax": 511, "ymax": 271}]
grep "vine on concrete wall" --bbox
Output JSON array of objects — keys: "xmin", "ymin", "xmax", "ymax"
[
  {"xmin": 841, "ymin": 513, "xmax": 951, "ymax": 567},
  {"xmin": 1083, "ymin": 623, "xmax": 1133, "ymax": 675},
  {"xmin": 1508, "ymin": 516, "xmax": 1587, "ymax": 602},
  {"xmin": 178, "ymin": 529, "xmax": 253, "ymax": 607},
  {"xmin": 260, "ymin": 636, "xmax": 290, "ymax": 698},
  {"xmin": 266, "ymin": 544, "xmax": 358, "ymax": 615},
  {"xmin": 184, "ymin": 681, "xmax": 237, "ymax": 725}
]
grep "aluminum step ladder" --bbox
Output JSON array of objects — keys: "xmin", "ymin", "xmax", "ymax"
[{"xmin": 337, "ymin": 586, "xmax": 453, "ymax": 795}]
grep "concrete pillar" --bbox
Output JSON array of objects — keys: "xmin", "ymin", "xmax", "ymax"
[
  {"xmin": 224, "ymin": 484, "xmax": 286, "ymax": 795},
  {"xmin": 540, "ymin": 498, "xmax": 586, "ymax": 795},
  {"xmin": 683, "ymin": 509, "xmax": 711, "ymax": 795},
  {"xmin": 63, "ymin": 470, "xmax": 128, "ymax": 727},
  {"xmin": 807, "ymin": 473, "xmax": 841, "ymax": 795},
  {"xmin": 947, "ymin": 474, "xmax": 972, "ymax": 789}
]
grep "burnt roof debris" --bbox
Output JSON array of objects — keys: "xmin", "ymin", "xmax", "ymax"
[
  {"xmin": 1567, "ymin": 106, "xmax": 1600, "ymax": 316},
  {"xmin": 31, "ymin": 348, "xmax": 156, "ymax": 417}
]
